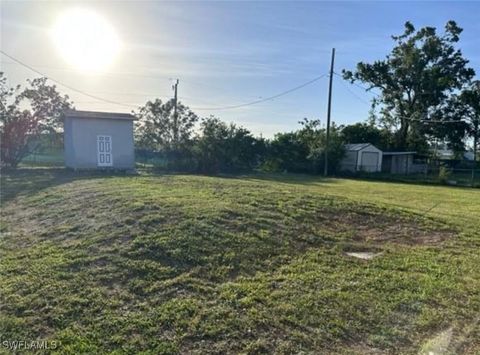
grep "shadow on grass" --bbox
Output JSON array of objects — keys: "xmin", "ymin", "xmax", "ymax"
[
  {"xmin": 0, "ymin": 169, "xmax": 341, "ymax": 205},
  {"xmin": 239, "ymin": 172, "xmax": 340, "ymax": 186},
  {"xmin": 247, "ymin": 172, "xmax": 478, "ymax": 190},
  {"xmin": 0, "ymin": 167, "xmax": 140, "ymax": 204}
]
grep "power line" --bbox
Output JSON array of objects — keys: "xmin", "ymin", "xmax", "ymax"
[
  {"xmin": 332, "ymin": 72, "xmax": 472, "ymax": 125},
  {"xmin": 0, "ymin": 51, "xmax": 137, "ymax": 109},
  {"xmin": 191, "ymin": 74, "xmax": 328, "ymax": 111},
  {"xmin": 1, "ymin": 59, "xmax": 271, "ymax": 102},
  {"xmin": 404, "ymin": 115, "xmax": 470, "ymax": 124},
  {"xmin": 333, "ymin": 72, "xmax": 382, "ymax": 97},
  {"xmin": 1, "ymin": 58, "xmax": 175, "ymax": 82},
  {"xmin": 334, "ymin": 74, "xmax": 372, "ymax": 105},
  {"xmin": 333, "ymin": 71, "xmax": 460, "ymax": 97},
  {"xmin": 2, "ymin": 52, "xmax": 328, "ymax": 112}
]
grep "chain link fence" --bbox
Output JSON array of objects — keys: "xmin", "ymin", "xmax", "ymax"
[
  {"xmin": 339, "ymin": 164, "xmax": 479, "ymax": 187},
  {"xmin": 16, "ymin": 147, "xmax": 480, "ymax": 187}
]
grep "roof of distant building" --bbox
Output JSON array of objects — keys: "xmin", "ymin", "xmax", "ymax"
[
  {"xmin": 65, "ymin": 110, "xmax": 136, "ymax": 121},
  {"xmin": 382, "ymin": 151, "xmax": 417, "ymax": 156},
  {"xmin": 344, "ymin": 143, "xmax": 372, "ymax": 151}
]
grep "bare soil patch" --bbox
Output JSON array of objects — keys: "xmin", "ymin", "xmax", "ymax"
[{"xmin": 322, "ymin": 210, "xmax": 456, "ymax": 245}]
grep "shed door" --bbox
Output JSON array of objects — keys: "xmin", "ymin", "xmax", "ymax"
[
  {"xmin": 361, "ymin": 152, "xmax": 379, "ymax": 172},
  {"xmin": 97, "ymin": 135, "xmax": 113, "ymax": 167}
]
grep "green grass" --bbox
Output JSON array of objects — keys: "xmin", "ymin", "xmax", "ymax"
[{"xmin": 1, "ymin": 169, "xmax": 479, "ymax": 354}]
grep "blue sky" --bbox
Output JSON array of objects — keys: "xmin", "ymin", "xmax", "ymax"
[{"xmin": 1, "ymin": 1, "xmax": 479, "ymax": 137}]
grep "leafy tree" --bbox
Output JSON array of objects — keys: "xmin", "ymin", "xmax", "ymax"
[
  {"xmin": 298, "ymin": 119, "xmax": 345, "ymax": 174},
  {"xmin": 20, "ymin": 78, "xmax": 72, "ymax": 132},
  {"xmin": 343, "ymin": 21, "xmax": 475, "ymax": 151},
  {"xmin": 267, "ymin": 131, "xmax": 310, "ymax": 173},
  {"xmin": 0, "ymin": 73, "xmax": 72, "ymax": 168},
  {"xmin": 266, "ymin": 119, "xmax": 345, "ymax": 174},
  {"xmin": 341, "ymin": 122, "xmax": 394, "ymax": 150},
  {"xmin": 135, "ymin": 98, "xmax": 198, "ymax": 153},
  {"xmin": 194, "ymin": 116, "xmax": 264, "ymax": 173},
  {"xmin": 459, "ymin": 81, "xmax": 480, "ymax": 163}
]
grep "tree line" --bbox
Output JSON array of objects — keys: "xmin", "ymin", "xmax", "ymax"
[{"xmin": 1, "ymin": 21, "xmax": 479, "ymax": 171}]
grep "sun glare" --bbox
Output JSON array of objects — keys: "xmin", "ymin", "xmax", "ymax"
[{"xmin": 51, "ymin": 9, "xmax": 120, "ymax": 72}]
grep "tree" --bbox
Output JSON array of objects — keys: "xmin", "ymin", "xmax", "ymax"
[
  {"xmin": 343, "ymin": 21, "xmax": 475, "ymax": 151},
  {"xmin": 340, "ymin": 122, "xmax": 394, "ymax": 150},
  {"xmin": 135, "ymin": 98, "xmax": 198, "ymax": 153},
  {"xmin": 267, "ymin": 131, "xmax": 310, "ymax": 173},
  {"xmin": 0, "ymin": 73, "xmax": 72, "ymax": 168},
  {"xmin": 194, "ymin": 116, "xmax": 264, "ymax": 173},
  {"xmin": 20, "ymin": 78, "xmax": 72, "ymax": 132},
  {"xmin": 266, "ymin": 119, "xmax": 345, "ymax": 174},
  {"xmin": 298, "ymin": 119, "xmax": 345, "ymax": 174},
  {"xmin": 460, "ymin": 81, "xmax": 480, "ymax": 164}
]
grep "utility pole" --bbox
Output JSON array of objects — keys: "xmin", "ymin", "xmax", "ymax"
[
  {"xmin": 172, "ymin": 79, "xmax": 179, "ymax": 148},
  {"xmin": 324, "ymin": 48, "xmax": 335, "ymax": 177},
  {"xmin": 472, "ymin": 119, "xmax": 478, "ymax": 186}
]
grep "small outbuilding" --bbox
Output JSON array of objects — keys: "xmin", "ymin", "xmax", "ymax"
[
  {"xmin": 340, "ymin": 143, "xmax": 383, "ymax": 173},
  {"xmin": 64, "ymin": 110, "xmax": 136, "ymax": 170},
  {"xmin": 382, "ymin": 151, "xmax": 426, "ymax": 174}
]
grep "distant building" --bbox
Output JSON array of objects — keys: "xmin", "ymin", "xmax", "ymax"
[
  {"xmin": 64, "ymin": 110, "xmax": 136, "ymax": 170},
  {"xmin": 464, "ymin": 151, "xmax": 475, "ymax": 161},
  {"xmin": 431, "ymin": 143, "xmax": 475, "ymax": 161},
  {"xmin": 381, "ymin": 151, "xmax": 426, "ymax": 174},
  {"xmin": 435, "ymin": 149, "xmax": 455, "ymax": 160},
  {"xmin": 340, "ymin": 143, "xmax": 383, "ymax": 172}
]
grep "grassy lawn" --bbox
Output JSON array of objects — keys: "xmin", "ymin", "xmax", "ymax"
[{"xmin": 1, "ymin": 169, "xmax": 479, "ymax": 354}]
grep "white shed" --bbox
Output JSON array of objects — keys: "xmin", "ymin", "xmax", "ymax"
[
  {"xmin": 64, "ymin": 110, "xmax": 136, "ymax": 170},
  {"xmin": 340, "ymin": 143, "xmax": 383, "ymax": 172}
]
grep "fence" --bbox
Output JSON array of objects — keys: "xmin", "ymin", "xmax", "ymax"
[
  {"xmin": 20, "ymin": 149, "xmax": 64, "ymax": 167},
  {"xmin": 16, "ymin": 148, "xmax": 480, "ymax": 187},
  {"xmin": 339, "ymin": 165, "xmax": 480, "ymax": 187}
]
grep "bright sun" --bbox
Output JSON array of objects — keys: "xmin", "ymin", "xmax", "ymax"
[{"xmin": 51, "ymin": 9, "xmax": 120, "ymax": 72}]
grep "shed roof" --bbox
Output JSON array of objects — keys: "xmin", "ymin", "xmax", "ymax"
[
  {"xmin": 345, "ymin": 143, "xmax": 373, "ymax": 151},
  {"xmin": 382, "ymin": 151, "xmax": 417, "ymax": 156},
  {"xmin": 65, "ymin": 110, "xmax": 136, "ymax": 121}
]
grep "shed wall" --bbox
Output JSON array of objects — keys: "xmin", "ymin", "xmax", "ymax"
[
  {"xmin": 64, "ymin": 117, "xmax": 134, "ymax": 169},
  {"xmin": 357, "ymin": 146, "xmax": 382, "ymax": 172}
]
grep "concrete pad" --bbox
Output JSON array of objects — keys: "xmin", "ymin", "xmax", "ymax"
[
  {"xmin": 346, "ymin": 251, "xmax": 382, "ymax": 260},
  {"xmin": 420, "ymin": 327, "xmax": 453, "ymax": 355}
]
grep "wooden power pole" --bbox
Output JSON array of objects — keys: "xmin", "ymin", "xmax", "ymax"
[
  {"xmin": 324, "ymin": 48, "xmax": 335, "ymax": 177},
  {"xmin": 472, "ymin": 119, "xmax": 478, "ymax": 186},
  {"xmin": 173, "ymin": 79, "xmax": 179, "ymax": 147}
]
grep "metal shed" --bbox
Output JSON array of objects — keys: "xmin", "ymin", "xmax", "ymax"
[
  {"xmin": 382, "ymin": 151, "xmax": 426, "ymax": 174},
  {"xmin": 64, "ymin": 110, "xmax": 136, "ymax": 170},
  {"xmin": 340, "ymin": 143, "xmax": 383, "ymax": 172}
]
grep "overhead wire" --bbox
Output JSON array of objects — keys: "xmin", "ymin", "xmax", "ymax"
[
  {"xmin": 333, "ymin": 72, "xmax": 382, "ymax": 97},
  {"xmin": 191, "ymin": 74, "xmax": 329, "ymax": 111},
  {"xmin": 2, "ymin": 51, "xmax": 329, "ymax": 112},
  {"xmin": 1, "ymin": 58, "xmax": 175, "ymax": 82},
  {"xmin": 333, "ymin": 72, "xmax": 473, "ymax": 125},
  {"xmin": 1, "ymin": 50, "xmax": 137, "ymax": 109},
  {"xmin": 333, "ymin": 74, "xmax": 371, "ymax": 105}
]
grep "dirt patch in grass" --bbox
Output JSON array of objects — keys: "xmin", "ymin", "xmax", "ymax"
[{"xmin": 322, "ymin": 210, "xmax": 456, "ymax": 246}]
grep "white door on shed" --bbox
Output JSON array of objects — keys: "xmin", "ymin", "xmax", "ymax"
[
  {"xmin": 97, "ymin": 135, "xmax": 113, "ymax": 167},
  {"xmin": 361, "ymin": 152, "xmax": 379, "ymax": 172}
]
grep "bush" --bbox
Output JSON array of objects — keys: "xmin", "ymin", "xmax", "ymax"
[
  {"xmin": 193, "ymin": 117, "xmax": 265, "ymax": 174},
  {"xmin": 438, "ymin": 166, "xmax": 451, "ymax": 183}
]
